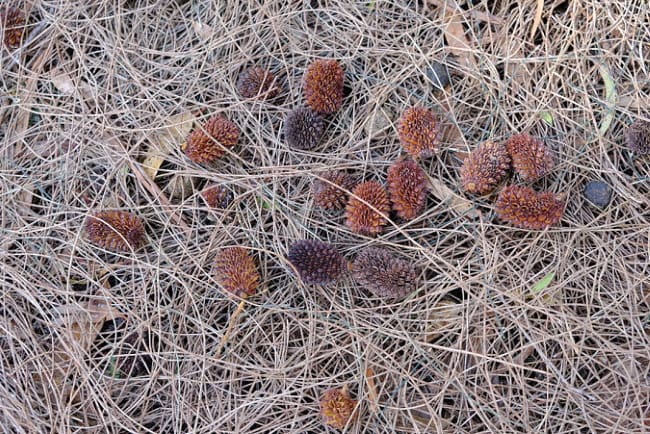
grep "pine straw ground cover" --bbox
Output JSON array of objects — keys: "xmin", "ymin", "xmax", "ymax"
[{"xmin": 1, "ymin": 1, "xmax": 648, "ymax": 433}]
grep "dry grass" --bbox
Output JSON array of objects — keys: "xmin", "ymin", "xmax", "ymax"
[{"xmin": 1, "ymin": 1, "xmax": 649, "ymax": 433}]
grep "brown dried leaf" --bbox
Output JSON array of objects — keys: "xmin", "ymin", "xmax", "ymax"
[
  {"xmin": 365, "ymin": 367, "xmax": 379, "ymax": 415},
  {"xmin": 444, "ymin": 14, "xmax": 476, "ymax": 71},
  {"xmin": 142, "ymin": 111, "xmax": 196, "ymax": 180},
  {"xmin": 51, "ymin": 69, "xmax": 94, "ymax": 100},
  {"xmin": 428, "ymin": 176, "xmax": 480, "ymax": 219},
  {"xmin": 192, "ymin": 21, "xmax": 215, "ymax": 40},
  {"xmin": 48, "ymin": 299, "xmax": 125, "ymax": 350},
  {"xmin": 423, "ymin": 299, "xmax": 463, "ymax": 342}
]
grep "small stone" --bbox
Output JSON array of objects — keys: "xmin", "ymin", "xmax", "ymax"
[
  {"xmin": 426, "ymin": 62, "xmax": 450, "ymax": 90},
  {"xmin": 583, "ymin": 181, "xmax": 612, "ymax": 209}
]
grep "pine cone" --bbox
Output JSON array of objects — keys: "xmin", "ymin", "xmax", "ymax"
[
  {"xmin": 1, "ymin": 7, "xmax": 26, "ymax": 48},
  {"xmin": 213, "ymin": 247, "xmax": 260, "ymax": 297},
  {"xmin": 312, "ymin": 171, "xmax": 356, "ymax": 211},
  {"xmin": 283, "ymin": 107, "xmax": 324, "ymax": 150},
  {"xmin": 184, "ymin": 115, "xmax": 240, "ymax": 163},
  {"xmin": 352, "ymin": 247, "xmax": 418, "ymax": 299},
  {"xmin": 287, "ymin": 240, "xmax": 346, "ymax": 285},
  {"xmin": 304, "ymin": 59, "xmax": 344, "ymax": 114},
  {"xmin": 625, "ymin": 119, "xmax": 650, "ymax": 155},
  {"xmin": 201, "ymin": 184, "xmax": 233, "ymax": 209},
  {"xmin": 398, "ymin": 106, "xmax": 440, "ymax": 158},
  {"xmin": 387, "ymin": 159, "xmax": 428, "ymax": 220},
  {"xmin": 505, "ymin": 134, "xmax": 554, "ymax": 182},
  {"xmin": 460, "ymin": 141, "xmax": 511, "ymax": 195},
  {"xmin": 85, "ymin": 211, "xmax": 146, "ymax": 252},
  {"xmin": 345, "ymin": 181, "xmax": 390, "ymax": 236},
  {"xmin": 495, "ymin": 185, "xmax": 564, "ymax": 230},
  {"xmin": 319, "ymin": 387, "xmax": 357, "ymax": 430},
  {"xmin": 237, "ymin": 66, "xmax": 279, "ymax": 100}
]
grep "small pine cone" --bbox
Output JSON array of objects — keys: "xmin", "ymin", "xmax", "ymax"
[
  {"xmin": 398, "ymin": 106, "xmax": 441, "ymax": 158},
  {"xmin": 505, "ymin": 134, "xmax": 555, "ymax": 182},
  {"xmin": 237, "ymin": 66, "xmax": 279, "ymax": 100},
  {"xmin": 495, "ymin": 185, "xmax": 564, "ymax": 230},
  {"xmin": 213, "ymin": 247, "xmax": 260, "ymax": 297},
  {"xmin": 352, "ymin": 247, "xmax": 418, "ymax": 299},
  {"xmin": 287, "ymin": 240, "xmax": 346, "ymax": 285},
  {"xmin": 387, "ymin": 159, "xmax": 428, "ymax": 220},
  {"xmin": 625, "ymin": 119, "xmax": 650, "ymax": 155},
  {"xmin": 201, "ymin": 184, "xmax": 233, "ymax": 209},
  {"xmin": 283, "ymin": 107, "xmax": 325, "ymax": 150},
  {"xmin": 460, "ymin": 141, "xmax": 511, "ymax": 195},
  {"xmin": 184, "ymin": 115, "xmax": 240, "ymax": 163},
  {"xmin": 304, "ymin": 59, "xmax": 344, "ymax": 114},
  {"xmin": 319, "ymin": 388, "xmax": 357, "ymax": 430},
  {"xmin": 1, "ymin": 7, "xmax": 26, "ymax": 48},
  {"xmin": 312, "ymin": 171, "xmax": 356, "ymax": 211},
  {"xmin": 85, "ymin": 211, "xmax": 146, "ymax": 252},
  {"xmin": 345, "ymin": 181, "xmax": 390, "ymax": 236}
]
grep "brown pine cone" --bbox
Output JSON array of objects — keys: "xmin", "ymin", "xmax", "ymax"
[
  {"xmin": 387, "ymin": 159, "xmax": 428, "ymax": 220},
  {"xmin": 352, "ymin": 247, "xmax": 418, "ymax": 299},
  {"xmin": 283, "ymin": 107, "xmax": 325, "ymax": 150},
  {"xmin": 184, "ymin": 115, "xmax": 240, "ymax": 163},
  {"xmin": 304, "ymin": 59, "xmax": 344, "ymax": 114},
  {"xmin": 287, "ymin": 240, "xmax": 346, "ymax": 285},
  {"xmin": 312, "ymin": 171, "xmax": 356, "ymax": 211},
  {"xmin": 201, "ymin": 184, "xmax": 233, "ymax": 209},
  {"xmin": 1, "ymin": 7, "xmax": 26, "ymax": 48},
  {"xmin": 319, "ymin": 387, "xmax": 357, "ymax": 430},
  {"xmin": 213, "ymin": 247, "xmax": 260, "ymax": 297},
  {"xmin": 495, "ymin": 185, "xmax": 564, "ymax": 230},
  {"xmin": 237, "ymin": 66, "xmax": 279, "ymax": 100},
  {"xmin": 460, "ymin": 141, "xmax": 511, "ymax": 195},
  {"xmin": 345, "ymin": 181, "xmax": 390, "ymax": 236},
  {"xmin": 398, "ymin": 106, "xmax": 440, "ymax": 158},
  {"xmin": 505, "ymin": 134, "xmax": 554, "ymax": 182},
  {"xmin": 85, "ymin": 210, "xmax": 146, "ymax": 252}
]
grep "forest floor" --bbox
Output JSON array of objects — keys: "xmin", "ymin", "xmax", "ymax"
[{"xmin": 1, "ymin": 1, "xmax": 648, "ymax": 433}]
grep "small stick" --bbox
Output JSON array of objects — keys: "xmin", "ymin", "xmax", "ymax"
[{"xmin": 214, "ymin": 299, "xmax": 247, "ymax": 357}]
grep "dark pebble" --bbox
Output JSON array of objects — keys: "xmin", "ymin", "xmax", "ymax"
[
  {"xmin": 426, "ymin": 62, "xmax": 450, "ymax": 90},
  {"xmin": 584, "ymin": 181, "xmax": 612, "ymax": 209}
]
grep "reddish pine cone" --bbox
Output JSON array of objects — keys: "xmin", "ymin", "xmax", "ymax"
[
  {"xmin": 213, "ymin": 247, "xmax": 260, "ymax": 297},
  {"xmin": 283, "ymin": 107, "xmax": 324, "ymax": 150},
  {"xmin": 201, "ymin": 184, "xmax": 233, "ymax": 209},
  {"xmin": 1, "ymin": 7, "xmax": 26, "ymax": 48},
  {"xmin": 237, "ymin": 66, "xmax": 279, "ymax": 100},
  {"xmin": 387, "ymin": 159, "xmax": 428, "ymax": 220},
  {"xmin": 398, "ymin": 106, "xmax": 440, "ymax": 158},
  {"xmin": 496, "ymin": 185, "xmax": 564, "ymax": 230},
  {"xmin": 184, "ymin": 115, "xmax": 240, "ymax": 163},
  {"xmin": 345, "ymin": 181, "xmax": 390, "ymax": 236},
  {"xmin": 287, "ymin": 240, "xmax": 346, "ymax": 285},
  {"xmin": 625, "ymin": 119, "xmax": 650, "ymax": 155},
  {"xmin": 320, "ymin": 388, "xmax": 357, "ymax": 430},
  {"xmin": 460, "ymin": 141, "xmax": 511, "ymax": 195},
  {"xmin": 304, "ymin": 59, "xmax": 344, "ymax": 114},
  {"xmin": 352, "ymin": 247, "xmax": 418, "ymax": 299},
  {"xmin": 85, "ymin": 211, "xmax": 146, "ymax": 252},
  {"xmin": 312, "ymin": 171, "xmax": 356, "ymax": 211},
  {"xmin": 505, "ymin": 134, "xmax": 554, "ymax": 182}
]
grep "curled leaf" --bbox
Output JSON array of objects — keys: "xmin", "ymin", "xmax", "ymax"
[{"xmin": 598, "ymin": 63, "xmax": 617, "ymax": 135}]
